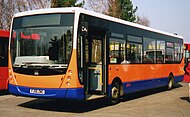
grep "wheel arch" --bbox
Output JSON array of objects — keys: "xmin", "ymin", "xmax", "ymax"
[
  {"xmin": 111, "ymin": 77, "xmax": 124, "ymax": 96},
  {"xmin": 169, "ymin": 72, "xmax": 174, "ymax": 78},
  {"xmin": 168, "ymin": 72, "xmax": 174, "ymax": 90}
]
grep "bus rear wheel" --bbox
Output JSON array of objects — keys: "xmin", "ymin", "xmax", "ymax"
[
  {"xmin": 110, "ymin": 82, "xmax": 120, "ymax": 104},
  {"xmin": 168, "ymin": 74, "xmax": 174, "ymax": 90}
]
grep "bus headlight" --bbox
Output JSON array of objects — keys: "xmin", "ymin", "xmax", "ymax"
[
  {"xmin": 67, "ymin": 76, "xmax": 71, "ymax": 81},
  {"xmin": 68, "ymin": 70, "xmax": 72, "ymax": 74},
  {"xmin": 9, "ymin": 68, "xmax": 13, "ymax": 80},
  {"xmin": 66, "ymin": 82, "xmax": 70, "ymax": 86}
]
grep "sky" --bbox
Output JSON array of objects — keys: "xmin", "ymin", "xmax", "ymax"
[
  {"xmin": 82, "ymin": 0, "xmax": 190, "ymax": 42},
  {"xmin": 131, "ymin": 0, "xmax": 190, "ymax": 42}
]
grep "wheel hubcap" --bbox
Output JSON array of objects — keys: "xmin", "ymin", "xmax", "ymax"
[
  {"xmin": 169, "ymin": 79, "xmax": 172, "ymax": 88},
  {"xmin": 112, "ymin": 87, "xmax": 119, "ymax": 99}
]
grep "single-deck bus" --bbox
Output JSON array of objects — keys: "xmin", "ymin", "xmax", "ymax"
[
  {"xmin": 0, "ymin": 30, "xmax": 9, "ymax": 90},
  {"xmin": 9, "ymin": 8, "xmax": 184, "ymax": 104}
]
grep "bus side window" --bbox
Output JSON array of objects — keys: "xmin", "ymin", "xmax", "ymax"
[
  {"xmin": 126, "ymin": 35, "xmax": 142, "ymax": 64},
  {"xmin": 166, "ymin": 42, "xmax": 174, "ymax": 63},
  {"xmin": 143, "ymin": 37, "xmax": 156, "ymax": 63},
  {"xmin": 174, "ymin": 43, "xmax": 183, "ymax": 63},
  {"xmin": 126, "ymin": 43, "xmax": 142, "ymax": 63},
  {"xmin": 109, "ymin": 38, "xmax": 125, "ymax": 64},
  {"xmin": 157, "ymin": 40, "xmax": 165, "ymax": 63}
]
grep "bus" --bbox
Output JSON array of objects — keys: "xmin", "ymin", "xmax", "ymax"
[
  {"xmin": 0, "ymin": 30, "xmax": 9, "ymax": 90},
  {"xmin": 183, "ymin": 43, "xmax": 190, "ymax": 83},
  {"xmin": 9, "ymin": 7, "xmax": 184, "ymax": 104},
  {"xmin": 184, "ymin": 43, "xmax": 190, "ymax": 64}
]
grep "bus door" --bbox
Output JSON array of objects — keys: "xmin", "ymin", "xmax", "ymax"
[{"xmin": 84, "ymin": 28, "xmax": 106, "ymax": 99}]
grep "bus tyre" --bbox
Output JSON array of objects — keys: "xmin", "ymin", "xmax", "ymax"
[
  {"xmin": 168, "ymin": 75, "xmax": 174, "ymax": 90},
  {"xmin": 110, "ymin": 82, "xmax": 120, "ymax": 104}
]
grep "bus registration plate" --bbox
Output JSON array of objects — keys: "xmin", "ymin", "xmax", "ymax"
[{"xmin": 30, "ymin": 89, "xmax": 45, "ymax": 94}]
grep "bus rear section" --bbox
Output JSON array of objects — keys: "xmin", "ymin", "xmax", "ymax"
[
  {"xmin": 0, "ymin": 30, "xmax": 9, "ymax": 90},
  {"xmin": 9, "ymin": 12, "xmax": 84, "ymax": 100}
]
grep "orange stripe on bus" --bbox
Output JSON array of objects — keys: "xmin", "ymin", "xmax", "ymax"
[{"xmin": 108, "ymin": 63, "xmax": 184, "ymax": 84}]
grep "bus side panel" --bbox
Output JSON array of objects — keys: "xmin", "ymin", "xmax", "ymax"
[
  {"xmin": 122, "ymin": 77, "xmax": 169, "ymax": 93},
  {"xmin": 0, "ymin": 67, "xmax": 8, "ymax": 90},
  {"xmin": 107, "ymin": 75, "xmax": 183, "ymax": 97},
  {"xmin": 0, "ymin": 80, "xmax": 8, "ymax": 90},
  {"xmin": 0, "ymin": 31, "xmax": 9, "ymax": 90},
  {"xmin": 108, "ymin": 64, "xmax": 184, "ymax": 96},
  {"xmin": 174, "ymin": 75, "xmax": 184, "ymax": 83}
]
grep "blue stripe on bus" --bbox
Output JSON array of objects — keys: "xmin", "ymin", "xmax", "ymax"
[
  {"xmin": 108, "ymin": 75, "xmax": 184, "ymax": 97},
  {"xmin": 9, "ymin": 75, "xmax": 183, "ymax": 99},
  {"xmin": 9, "ymin": 84, "xmax": 84, "ymax": 100},
  {"xmin": 174, "ymin": 75, "xmax": 184, "ymax": 83}
]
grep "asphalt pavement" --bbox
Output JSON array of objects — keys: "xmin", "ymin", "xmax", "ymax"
[{"xmin": 0, "ymin": 82, "xmax": 190, "ymax": 117}]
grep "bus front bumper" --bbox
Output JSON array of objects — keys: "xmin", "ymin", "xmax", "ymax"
[{"xmin": 9, "ymin": 84, "xmax": 84, "ymax": 100}]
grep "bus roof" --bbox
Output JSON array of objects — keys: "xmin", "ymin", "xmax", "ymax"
[
  {"xmin": 0, "ymin": 30, "xmax": 10, "ymax": 38},
  {"xmin": 13, "ymin": 7, "xmax": 183, "ymax": 40}
]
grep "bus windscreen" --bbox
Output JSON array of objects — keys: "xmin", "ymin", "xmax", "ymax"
[{"xmin": 11, "ymin": 13, "xmax": 74, "ymax": 75}]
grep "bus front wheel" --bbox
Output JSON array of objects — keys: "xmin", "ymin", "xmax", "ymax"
[{"xmin": 110, "ymin": 81, "xmax": 120, "ymax": 104}]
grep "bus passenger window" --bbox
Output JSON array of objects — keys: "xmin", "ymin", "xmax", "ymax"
[
  {"xmin": 109, "ymin": 38, "xmax": 125, "ymax": 64},
  {"xmin": 126, "ymin": 35, "xmax": 142, "ymax": 64},
  {"xmin": 174, "ymin": 43, "xmax": 183, "ymax": 63},
  {"xmin": 127, "ymin": 43, "xmax": 142, "ymax": 63},
  {"xmin": 156, "ymin": 40, "xmax": 165, "ymax": 63},
  {"xmin": 166, "ymin": 48, "xmax": 174, "ymax": 63},
  {"xmin": 166, "ymin": 42, "xmax": 174, "ymax": 63},
  {"xmin": 143, "ymin": 37, "xmax": 156, "ymax": 63}
]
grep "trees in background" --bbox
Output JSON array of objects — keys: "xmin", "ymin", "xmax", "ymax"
[
  {"xmin": 107, "ymin": 0, "xmax": 121, "ymax": 18},
  {"xmin": 0, "ymin": 0, "xmax": 50, "ymax": 30},
  {"xmin": 51, "ymin": 0, "xmax": 84, "ymax": 8},
  {"xmin": 0, "ymin": 0, "xmax": 150, "ymax": 30},
  {"xmin": 88, "ymin": 0, "xmax": 108, "ymax": 13},
  {"xmin": 88, "ymin": 0, "xmax": 150, "ymax": 26},
  {"xmin": 88, "ymin": 0, "xmax": 138, "ymax": 23},
  {"xmin": 0, "ymin": 0, "xmax": 84, "ymax": 30},
  {"xmin": 107, "ymin": 0, "xmax": 137, "ymax": 22},
  {"xmin": 120, "ymin": 0, "xmax": 138, "ymax": 22},
  {"xmin": 136, "ymin": 15, "xmax": 150, "ymax": 27}
]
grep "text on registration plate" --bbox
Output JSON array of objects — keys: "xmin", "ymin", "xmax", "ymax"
[{"xmin": 30, "ymin": 89, "xmax": 45, "ymax": 94}]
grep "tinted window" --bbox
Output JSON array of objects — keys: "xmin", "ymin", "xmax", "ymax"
[
  {"xmin": 22, "ymin": 14, "xmax": 62, "ymax": 27},
  {"xmin": 166, "ymin": 48, "xmax": 174, "ymax": 63},
  {"xmin": 109, "ymin": 38, "xmax": 126, "ymax": 64},
  {"xmin": 127, "ymin": 42, "xmax": 142, "ymax": 63},
  {"xmin": 174, "ymin": 43, "xmax": 183, "ymax": 63},
  {"xmin": 127, "ymin": 35, "xmax": 142, "ymax": 43},
  {"xmin": 156, "ymin": 40, "xmax": 165, "ymax": 63},
  {"xmin": 143, "ymin": 37, "xmax": 156, "ymax": 63},
  {"xmin": 166, "ymin": 42, "xmax": 174, "ymax": 63},
  {"xmin": 13, "ymin": 14, "xmax": 74, "ymax": 28}
]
